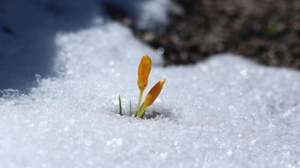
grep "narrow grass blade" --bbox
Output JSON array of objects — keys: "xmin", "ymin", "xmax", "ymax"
[
  {"xmin": 119, "ymin": 95, "xmax": 122, "ymax": 116},
  {"xmin": 129, "ymin": 101, "xmax": 132, "ymax": 116}
]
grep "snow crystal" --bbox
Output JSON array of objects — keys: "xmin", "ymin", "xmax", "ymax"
[{"xmin": 1, "ymin": 0, "xmax": 300, "ymax": 168}]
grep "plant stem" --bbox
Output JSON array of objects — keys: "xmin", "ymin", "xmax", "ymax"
[
  {"xmin": 137, "ymin": 104, "xmax": 148, "ymax": 118},
  {"xmin": 135, "ymin": 90, "xmax": 143, "ymax": 116}
]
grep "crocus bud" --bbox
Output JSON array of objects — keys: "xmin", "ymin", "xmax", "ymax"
[
  {"xmin": 137, "ymin": 55, "xmax": 151, "ymax": 92},
  {"xmin": 144, "ymin": 79, "xmax": 166, "ymax": 106}
]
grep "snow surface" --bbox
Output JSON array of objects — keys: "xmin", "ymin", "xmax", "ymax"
[{"xmin": 1, "ymin": 0, "xmax": 300, "ymax": 168}]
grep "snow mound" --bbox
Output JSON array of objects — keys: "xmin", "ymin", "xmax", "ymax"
[{"xmin": 1, "ymin": 23, "xmax": 300, "ymax": 167}]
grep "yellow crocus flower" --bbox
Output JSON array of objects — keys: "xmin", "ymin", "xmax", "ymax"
[
  {"xmin": 137, "ymin": 55, "xmax": 151, "ymax": 91},
  {"xmin": 137, "ymin": 79, "xmax": 166, "ymax": 118},
  {"xmin": 135, "ymin": 55, "xmax": 152, "ymax": 114}
]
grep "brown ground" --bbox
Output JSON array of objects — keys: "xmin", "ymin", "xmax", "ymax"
[{"xmin": 106, "ymin": 0, "xmax": 300, "ymax": 69}]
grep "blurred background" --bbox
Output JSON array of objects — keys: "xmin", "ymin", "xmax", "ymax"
[
  {"xmin": 1, "ymin": 0, "xmax": 299, "ymax": 94},
  {"xmin": 107, "ymin": 0, "xmax": 300, "ymax": 69}
]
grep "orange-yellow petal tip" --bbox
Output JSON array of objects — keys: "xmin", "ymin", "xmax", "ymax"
[
  {"xmin": 144, "ymin": 79, "xmax": 166, "ymax": 106},
  {"xmin": 137, "ymin": 55, "xmax": 152, "ymax": 91}
]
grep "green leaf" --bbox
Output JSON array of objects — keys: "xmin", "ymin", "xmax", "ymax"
[
  {"xmin": 140, "ymin": 110, "xmax": 146, "ymax": 119},
  {"xmin": 136, "ymin": 102, "xmax": 146, "ymax": 118}
]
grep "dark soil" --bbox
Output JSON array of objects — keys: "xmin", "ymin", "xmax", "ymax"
[{"xmin": 106, "ymin": 0, "xmax": 300, "ymax": 69}]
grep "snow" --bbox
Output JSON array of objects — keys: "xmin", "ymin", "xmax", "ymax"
[{"xmin": 1, "ymin": 0, "xmax": 300, "ymax": 168}]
